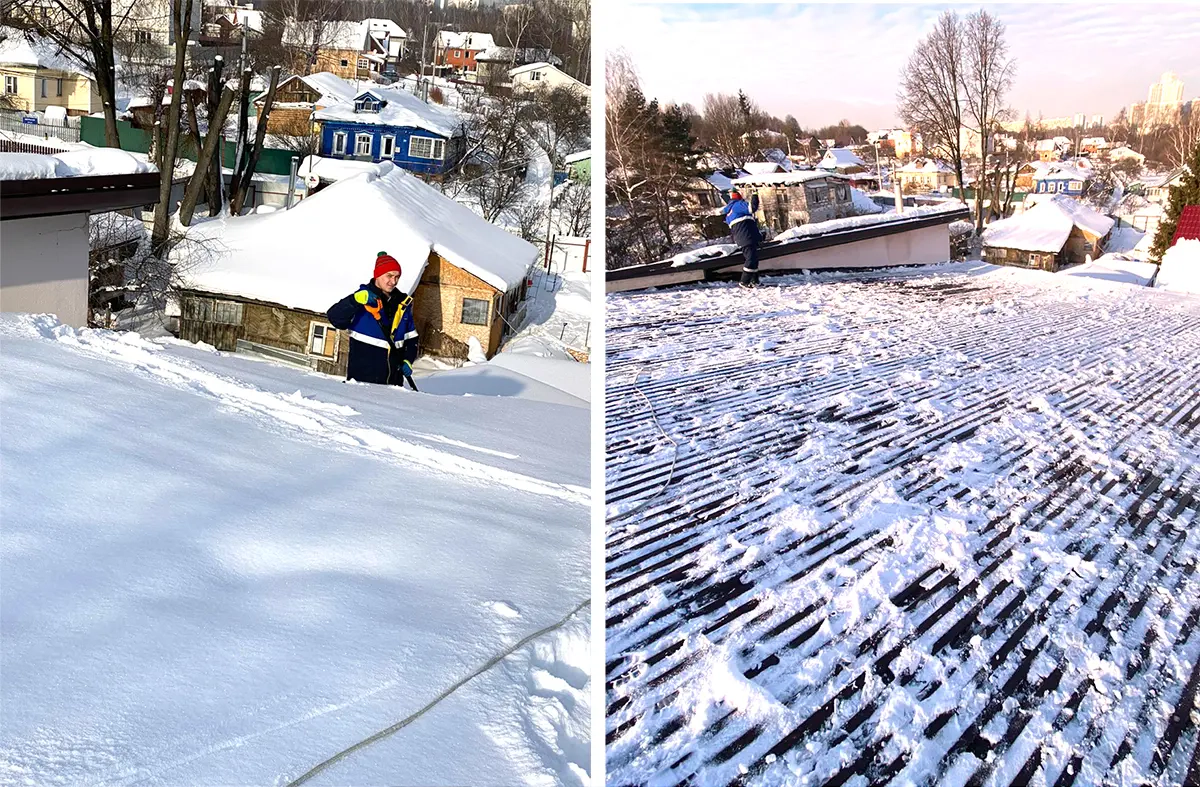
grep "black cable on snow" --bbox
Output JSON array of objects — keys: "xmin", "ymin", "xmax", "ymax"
[{"xmin": 285, "ymin": 598, "xmax": 590, "ymax": 786}]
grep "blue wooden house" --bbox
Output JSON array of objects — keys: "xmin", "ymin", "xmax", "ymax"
[
  {"xmin": 314, "ymin": 89, "xmax": 465, "ymax": 177},
  {"xmin": 1032, "ymin": 163, "xmax": 1091, "ymax": 198}
]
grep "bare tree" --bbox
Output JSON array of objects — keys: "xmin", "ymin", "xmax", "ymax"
[
  {"xmin": 897, "ymin": 10, "xmax": 967, "ymax": 203},
  {"xmin": 1169, "ymin": 107, "xmax": 1200, "ymax": 168},
  {"xmin": 554, "ymin": 176, "xmax": 589, "ymax": 237},
  {"xmin": 963, "ymin": 9, "xmax": 1015, "ymax": 232},
  {"xmin": 700, "ymin": 92, "xmax": 752, "ymax": 170},
  {"xmin": 6, "ymin": 0, "xmax": 137, "ymax": 146},
  {"xmin": 151, "ymin": 0, "xmax": 193, "ymax": 250},
  {"xmin": 265, "ymin": 0, "xmax": 352, "ymax": 75},
  {"xmin": 230, "ymin": 65, "xmax": 281, "ymax": 215}
]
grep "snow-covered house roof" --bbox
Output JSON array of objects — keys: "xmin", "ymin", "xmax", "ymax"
[
  {"xmin": 180, "ymin": 166, "xmax": 538, "ymax": 311},
  {"xmin": 759, "ymin": 148, "xmax": 794, "ymax": 172},
  {"xmin": 436, "ymin": 31, "xmax": 494, "ymax": 51},
  {"xmin": 706, "ymin": 170, "xmax": 748, "ymax": 191},
  {"xmin": 313, "ymin": 86, "xmax": 461, "ymax": 138},
  {"xmin": 1110, "ymin": 145, "xmax": 1145, "ymax": 162},
  {"xmin": 982, "ymin": 194, "xmax": 1114, "ymax": 253},
  {"xmin": 897, "ymin": 158, "xmax": 954, "ymax": 174},
  {"xmin": 0, "ymin": 26, "xmax": 82, "ymax": 72},
  {"xmin": 1080, "ymin": 136, "xmax": 1108, "ymax": 148},
  {"xmin": 743, "ymin": 161, "xmax": 782, "ymax": 175},
  {"xmin": 507, "ymin": 61, "xmax": 585, "ymax": 86},
  {"xmin": 0, "ymin": 149, "xmax": 155, "ymax": 181},
  {"xmin": 564, "ymin": 150, "xmax": 590, "ymax": 165},
  {"xmin": 732, "ymin": 171, "xmax": 846, "ymax": 187},
  {"xmin": 362, "ymin": 18, "xmax": 406, "ymax": 40},
  {"xmin": 818, "ymin": 148, "xmax": 866, "ymax": 170},
  {"xmin": 1035, "ymin": 162, "xmax": 1091, "ymax": 182},
  {"xmin": 475, "ymin": 46, "xmax": 561, "ymax": 67}
]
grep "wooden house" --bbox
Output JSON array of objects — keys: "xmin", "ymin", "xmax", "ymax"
[
  {"xmin": 175, "ymin": 165, "xmax": 537, "ymax": 368},
  {"xmin": 731, "ymin": 170, "xmax": 855, "ymax": 236},
  {"xmin": 253, "ymin": 72, "xmax": 356, "ymax": 136},
  {"xmin": 314, "ymin": 88, "xmax": 465, "ymax": 177},
  {"xmin": 981, "ymin": 194, "xmax": 1114, "ymax": 272}
]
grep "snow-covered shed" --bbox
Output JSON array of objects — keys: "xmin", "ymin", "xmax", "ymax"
[
  {"xmin": 817, "ymin": 147, "xmax": 867, "ymax": 174},
  {"xmin": 981, "ymin": 193, "xmax": 1114, "ymax": 272},
  {"xmin": 176, "ymin": 165, "xmax": 538, "ymax": 368},
  {"xmin": 253, "ymin": 72, "xmax": 358, "ymax": 136}
]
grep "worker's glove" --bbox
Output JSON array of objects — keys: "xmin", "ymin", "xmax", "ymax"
[
  {"xmin": 400, "ymin": 360, "xmax": 413, "ymax": 376},
  {"xmin": 353, "ymin": 289, "xmax": 379, "ymax": 308}
]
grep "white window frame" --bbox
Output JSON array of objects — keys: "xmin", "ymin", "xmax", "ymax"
[
  {"xmin": 332, "ymin": 131, "xmax": 347, "ymax": 155},
  {"xmin": 357, "ymin": 57, "xmax": 369, "ymax": 69},
  {"xmin": 308, "ymin": 321, "xmax": 338, "ymax": 358},
  {"xmin": 529, "ymin": 70, "xmax": 542, "ymax": 81},
  {"xmin": 355, "ymin": 133, "xmax": 372, "ymax": 156},
  {"xmin": 4, "ymin": 75, "xmax": 16, "ymax": 94},
  {"xmin": 381, "ymin": 135, "xmax": 395, "ymax": 158},
  {"xmin": 56, "ymin": 77, "xmax": 62, "ymax": 96},
  {"xmin": 40, "ymin": 78, "xmax": 47, "ymax": 97},
  {"xmin": 408, "ymin": 136, "xmax": 445, "ymax": 161}
]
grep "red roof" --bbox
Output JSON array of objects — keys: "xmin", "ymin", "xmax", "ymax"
[{"xmin": 1171, "ymin": 204, "xmax": 1200, "ymax": 246}]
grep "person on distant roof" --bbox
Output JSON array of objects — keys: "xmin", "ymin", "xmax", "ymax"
[
  {"xmin": 723, "ymin": 189, "xmax": 762, "ymax": 288},
  {"xmin": 327, "ymin": 251, "xmax": 419, "ymax": 388}
]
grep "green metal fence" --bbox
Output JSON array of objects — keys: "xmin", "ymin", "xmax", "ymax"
[{"xmin": 80, "ymin": 116, "xmax": 298, "ymax": 175}]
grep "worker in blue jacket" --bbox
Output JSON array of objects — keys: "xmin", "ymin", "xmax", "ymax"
[
  {"xmin": 327, "ymin": 251, "xmax": 419, "ymax": 388},
  {"xmin": 722, "ymin": 189, "xmax": 762, "ymax": 287}
]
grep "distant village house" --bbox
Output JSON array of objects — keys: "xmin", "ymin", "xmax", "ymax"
[
  {"xmin": 982, "ymin": 194, "xmax": 1113, "ymax": 272},
  {"xmin": 733, "ymin": 170, "xmax": 855, "ymax": 236}
]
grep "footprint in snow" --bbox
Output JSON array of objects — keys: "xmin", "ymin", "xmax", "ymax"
[{"xmin": 489, "ymin": 600, "xmax": 521, "ymax": 618}]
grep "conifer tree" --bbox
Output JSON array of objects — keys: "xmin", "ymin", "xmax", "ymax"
[{"xmin": 1150, "ymin": 140, "xmax": 1200, "ymax": 262}]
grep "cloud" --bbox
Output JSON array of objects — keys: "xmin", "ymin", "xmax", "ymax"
[{"xmin": 608, "ymin": 2, "xmax": 1200, "ymax": 128}]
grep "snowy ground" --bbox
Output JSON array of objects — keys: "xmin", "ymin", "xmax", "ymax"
[
  {"xmin": 0, "ymin": 314, "xmax": 590, "ymax": 786},
  {"xmin": 506, "ymin": 267, "xmax": 594, "ymax": 358},
  {"xmin": 605, "ymin": 262, "xmax": 1200, "ymax": 786}
]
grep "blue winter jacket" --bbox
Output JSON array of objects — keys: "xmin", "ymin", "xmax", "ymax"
[
  {"xmin": 327, "ymin": 282, "xmax": 418, "ymax": 385},
  {"xmin": 722, "ymin": 197, "xmax": 754, "ymax": 227}
]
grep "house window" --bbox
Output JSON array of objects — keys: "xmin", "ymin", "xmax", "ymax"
[
  {"xmin": 133, "ymin": 29, "xmax": 151, "ymax": 44},
  {"xmin": 461, "ymin": 297, "xmax": 489, "ymax": 325},
  {"xmin": 381, "ymin": 135, "xmax": 395, "ymax": 158},
  {"xmin": 409, "ymin": 136, "xmax": 445, "ymax": 160},
  {"xmin": 332, "ymin": 131, "xmax": 347, "ymax": 155},
  {"xmin": 357, "ymin": 57, "xmax": 369, "ymax": 68},
  {"xmin": 40, "ymin": 78, "xmax": 47, "ymax": 97},
  {"xmin": 530, "ymin": 70, "xmax": 542, "ymax": 81},
  {"xmin": 309, "ymin": 322, "xmax": 337, "ymax": 357},
  {"xmin": 454, "ymin": 49, "xmax": 461, "ymax": 57},
  {"xmin": 355, "ymin": 133, "xmax": 372, "ymax": 156},
  {"xmin": 4, "ymin": 75, "xmax": 16, "ymax": 94},
  {"xmin": 340, "ymin": 58, "xmax": 349, "ymax": 67},
  {"xmin": 56, "ymin": 77, "xmax": 62, "ymax": 96}
]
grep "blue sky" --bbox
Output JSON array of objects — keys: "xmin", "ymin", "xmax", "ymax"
[{"xmin": 605, "ymin": 3, "xmax": 1200, "ymax": 128}]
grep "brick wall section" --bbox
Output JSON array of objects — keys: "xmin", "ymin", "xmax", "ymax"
[
  {"xmin": 748, "ymin": 179, "xmax": 855, "ymax": 236},
  {"xmin": 412, "ymin": 251, "xmax": 505, "ymax": 360}
]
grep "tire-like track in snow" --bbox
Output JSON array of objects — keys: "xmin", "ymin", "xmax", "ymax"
[{"xmin": 604, "ymin": 265, "xmax": 1200, "ymax": 786}]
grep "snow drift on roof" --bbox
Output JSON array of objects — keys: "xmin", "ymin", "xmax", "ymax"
[
  {"xmin": 298, "ymin": 155, "xmax": 392, "ymax": 182},
  {"xmin": 1059, "ymin": 254, "xmax": 1157, "ymax": 287},
  {"xmin": 0, "ymin": 26, "xmax": 80, "ymax": 72},
  {"xmin": 982, "ymin": 194, "xmax": 1113, "ymax": 253},
  {"xmin": 564, "ymin": 150, "xmax": 590, "ymax": 164},
  {"xmin": 180, "ymin": 167, "xmax": 537, "ymax": 312},
  {"xmin": 733, "ymin": 170, "xmax": 845, "ymax": 186},
  {"xmin": 313, "ymin": 86, "xmax": 460, "ymax": 137},
  {"xmin": 0, "ymin": 149, "xmax": 155, "ymax": 180},
  {"xmin": 743, "ymin": 161, "xmax": 782, "ymax": 175},
  {"xmin": 819, "ymin": 148, "xmax": 866, "ymax": 168},
  {"xmin": 1156, "ymin": 238, "xmax": 1200, "ymax": 296},
  {"xmin": 297, "ymin": 72, "xmax": 359, "ymax": 104}
]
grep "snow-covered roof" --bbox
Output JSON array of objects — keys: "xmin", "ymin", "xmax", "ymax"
[
  {"xmin": 475, "ymin": 46, "xmax": 561, "ymax": 67},
  {"xmin": 1035, "ymin": 162, "xmax": 1091, "ymax": 182},
  {"xmin": 180, "ymin": 166, "xmax": 537, "ymax": 310},
  {"xmin": 297, "ymin": 155, "xmax": 391, "ymax": 183},
  {"xmin": 0, "ymin": 149, "xmax": 156, "ymax": 181},
  {"xmin": 0, "ymin": 26, "xmax": 83, "ymax": 72},
  {"xmin": 733, "ymin": 170, "xmax": 846, "ymax": 187},
  {"xmin": 507, "ymin": 61, "xmax": 584, "ymax": 85},
  {"xmin": 743, "ymin": 161, "xmax": 782, "ymax": 175},
  {"xmin": 362, "ymin": 18, "xmax": 406, "ymax": 39},
  {"xmin": 818, "ymin": 148, "xmax": 866, "ymax": 169},
  {"xmin": 436, "ymin": 31, "xmax": 494, "ymax": 51},
  {"xmin": 313, "ymin": 86, "xmax": 461, "ymax": 137},
  {"xmin": 706, "ymin": 170, "xmax": 747, "ymax": 191},
  {"xmin": 1059, "ymin": 254, "xmax": 1157, "ymax": 287},
  {"xmin": 982, "ymin": 194, "xmax": 1114, "ymax": 253},
  {"xmin": 564, "ymin": 150, "xmax": 590, "ymax": 165},
  {"xmin": 295, "ymin": 72, "xmax": 359, "ymax": 104},
  {"xmin": 1110, "ymin": 145, "xmax": 1145, "ymax": 161},
  {"xmin": 897, "ymin": 158, "xmax": 954, "ymax": 174}
]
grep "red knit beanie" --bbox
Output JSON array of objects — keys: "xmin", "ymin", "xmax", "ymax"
[{"xmin": 373, "ymin": 250, "xmax": 401, "ymax": 280}]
